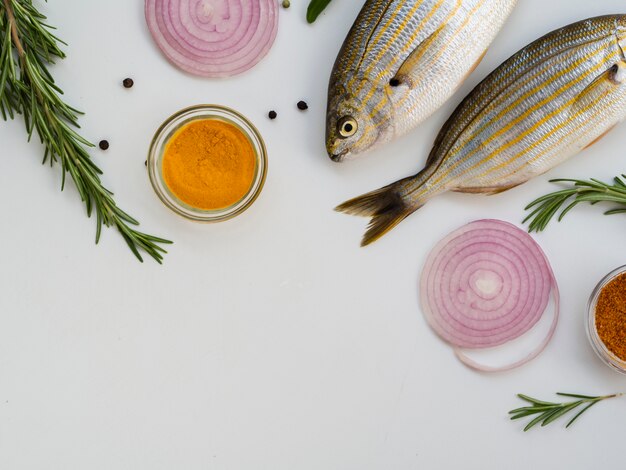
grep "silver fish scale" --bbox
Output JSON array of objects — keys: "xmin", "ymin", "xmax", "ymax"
[
  {"xmin": 392, "ymin": 0, "xmax": 515, "ymax": 137},
  {"xmin": 331, "ymin": 1, "xmax": 437, "ymax": 85},
  {"xmin": 409, "ymin": 16, "xmax": 626, "ymax": 199},
  {"xmin": 326, "ymin": 0, "xmax": 517, "ymax": 160},
  {"xmin": 431, "ymin": 18, "xmax": 615, "ymax": 157}
]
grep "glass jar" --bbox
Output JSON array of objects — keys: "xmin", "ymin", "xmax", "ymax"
[
  {"xmin": 147, "ymin": 104, "xmax": 267, "ymax": 222},
  {"xmin": 586, "ymin": 265, "xmax": 626, "ymax": 374}
]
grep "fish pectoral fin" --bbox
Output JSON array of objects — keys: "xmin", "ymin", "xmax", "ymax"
[
  {"xmin": 573, "ymin": 62, "xmax": 626, "ymax": 112},
  {"xmin": 391, "ymin": 24, "xmax": 447, "ymax": 89},
  {"xmin": 392, "ymin": 25, "xmax": 489, "ymax": 90},
  {"xmin": 453, "ymin": 182, "xmax": 524, "ymax": 195}
]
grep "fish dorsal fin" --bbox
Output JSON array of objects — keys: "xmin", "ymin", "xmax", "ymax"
[
  {"xmin": 574, "ymin": 62, "xmax": 626, "ymax": 112},
  {"xmin": 391, "ymin": 25, "xmax": 447, "ymax": 89}
]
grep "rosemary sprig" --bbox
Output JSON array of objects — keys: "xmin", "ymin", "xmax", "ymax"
[
  {"xmin": 509, "ymin": 392, "xmax": 622, "ymax": 431},
  {"xmin": 524, "ymin": 175, "xmax": 626, "ymax": 233},
  {"xmin": 307, "ymin": 0, "xmax": 333, "ymax": 23},
  {"xmin": 0, "ymin": 0, "xmax": 171, "ymax": 263}
]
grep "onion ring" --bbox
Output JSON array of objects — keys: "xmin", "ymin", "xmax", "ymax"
[
  {"xmin": 420, "ymin": 219, "xmax": 559, "ymax": 372},
  {"xmin": 145, "ymin": 0, "xmax": 279, "ymax": 77}
]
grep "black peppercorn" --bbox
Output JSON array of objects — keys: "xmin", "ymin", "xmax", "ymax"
[
  {"xmin": 99, "ymin": 140, "xmax": 109, "ymax": 150},
  {"xmin": 297, "ymin": 101, "xmax": 308, "ymax": 111},
  {"xmin": 122, "ymin": 78, "xmax": 134, "ymax": 88},
  {"xmin": 268, "ymin": 110, "xmax": 277, "ymax": 120}
]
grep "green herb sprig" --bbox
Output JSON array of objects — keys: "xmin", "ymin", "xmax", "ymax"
[
  {"xmin": 307, "ymin": 0, "xmax": 333, "ymax": 23},
  {"xmin": 0, "ymin": 0, "xmax": 171, "ymax": 262},
  {"xmin": 524, "ymin": 175, "xmax": 626, "ymax": 233},
  {"xmin": 509, "ymin": 392, "xmax": 622, "ymax": 431}
]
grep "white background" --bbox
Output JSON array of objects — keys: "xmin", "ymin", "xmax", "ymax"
[{"xmin": 1, "ymin": 1, "xmax": 626, "ymax": 468}]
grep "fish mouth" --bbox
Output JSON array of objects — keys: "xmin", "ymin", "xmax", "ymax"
[{"xmin": 329, "ymin": 149, "xmax": 348, "ymax": 162}]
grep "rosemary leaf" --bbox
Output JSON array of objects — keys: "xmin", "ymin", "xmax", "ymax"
[
  {"xmin": 510, "ymin": 392, "xmax": 622, "ymax": 431},
  {"xmin": 565, "ymin": 402, "xmax": 598, "ymax": 428},
  {"xmin": 540, "ymin": 402, "xmax": 581, "ymax": 426},
  {"xmin": 0, "ymin": 0, "xmax": 171, "ymax": 263},
  {"xmin": 525, "ymin": 175, "xmax": 626, "ymax": 232},
  {"xmin": 556, "ymin": 392, "xmax": 601, "ymax": 400},
  {"xmin": 516, "ymin": 394, "xmax": 555, "ymax": 406}
]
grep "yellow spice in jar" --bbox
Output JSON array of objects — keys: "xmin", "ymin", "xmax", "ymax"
[{"xmin": 162, "ymin": 119, "xmax": 256, "ymax": 210}]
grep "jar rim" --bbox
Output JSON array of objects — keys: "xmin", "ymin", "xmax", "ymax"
[
  {"xmin": 586, "ymin": 264, "xmax": 626, "ymax": 375},
  {"xmin": 147, "ymin": 104, "xmax": 267, "ymax": 223}
]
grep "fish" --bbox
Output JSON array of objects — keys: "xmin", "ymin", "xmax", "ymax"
[
  {"xmin": 336, "ymin": 15, "xmax": 626, "ymax": 246},
  {"xmin": 326, "ymin": 0, "xmax": 517, "ymax": 161}
]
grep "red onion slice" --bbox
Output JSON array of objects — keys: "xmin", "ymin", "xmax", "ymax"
[
  {"xmin": 420, "ymin": 219, "xmax": 559, "ymax": 372},
  {"xmin": 145, "ymin": 0, "xmax": 279, "ymax": 77}
]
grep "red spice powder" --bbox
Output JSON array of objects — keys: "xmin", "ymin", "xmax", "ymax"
[{"xmin": 596, "ymin": 272, "xmax": 626, "ymax": 361}]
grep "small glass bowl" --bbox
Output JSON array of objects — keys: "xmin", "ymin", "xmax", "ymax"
[
  {"xmin": 586, "ymin": 265, "xmax": 626, "ymax": 375},
  {"xmin": 147, "ymin": 104, "xmax": 267, "ymax": 222}
]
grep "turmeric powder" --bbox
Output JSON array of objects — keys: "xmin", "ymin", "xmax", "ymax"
[{"xmin": 162, "ymin": 119, "xmax": 256, "ymax": 210}]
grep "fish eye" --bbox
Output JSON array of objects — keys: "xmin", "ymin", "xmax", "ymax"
[{"xmin": 337, "ymin": 117, "xmax": 358, "ymax": 138}]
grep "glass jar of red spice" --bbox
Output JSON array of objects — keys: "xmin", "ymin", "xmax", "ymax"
[{"xmin": 587, "ymin": 265, "xmax": 626, "ymax": 374}]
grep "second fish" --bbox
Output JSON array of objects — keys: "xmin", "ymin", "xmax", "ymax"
[{"xmin": 326, "ymin": 0, "xmax": 517, "ymax": 161}]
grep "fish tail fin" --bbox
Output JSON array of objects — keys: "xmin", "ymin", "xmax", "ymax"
[{"xmin": 335, "ymin": 178, "xmax": 425, "ymax": 246}]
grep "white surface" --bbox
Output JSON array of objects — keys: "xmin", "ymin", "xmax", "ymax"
[{"xmin": 1, "ymin": 1, "xmax": 626, "ymax": 468}]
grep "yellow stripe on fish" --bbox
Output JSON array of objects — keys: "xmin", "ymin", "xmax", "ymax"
[
  {"xmin": 392, "ymin": 0, "xmax": 489, "ymax": 117},
  {"xmin": 353, "ymin": 0, "xmax": 444, "ymax": 97},
  {"xmin": 421, "ymin": 42, "xmax": 612, "ymax": 192},
  {"xmin": 326, "ymin": 0, "xmax": 517, "ymax": 161},
  {"xmin": 336, "ymin": 15, "xmax": 626, "ymax": 247}
]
